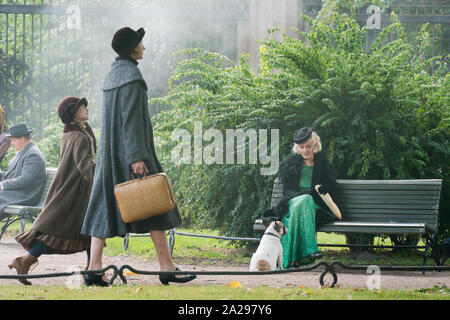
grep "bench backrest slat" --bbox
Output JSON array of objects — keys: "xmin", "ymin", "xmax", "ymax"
[{"xmin": 270, "ymin": 177, "xmax": 442, "ymax": 232}]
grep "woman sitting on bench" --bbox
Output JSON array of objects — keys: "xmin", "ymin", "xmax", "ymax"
[{"xmin": 276, "ymin": 128, "xmax": 339, "ymax": 268}]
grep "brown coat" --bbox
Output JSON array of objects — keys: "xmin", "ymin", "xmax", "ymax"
[{"xmin": 16, "ymin": 124, "xmax": 96, "ymax": 254}]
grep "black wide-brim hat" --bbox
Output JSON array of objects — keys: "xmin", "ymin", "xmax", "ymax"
[
  {"xmin": 6, "ymin": 122, "xmax": 33, "ymax": 138},
  {"xmin": 293, "ymin": 127, "xmax": 313, "ymax": 144},
  {"xmin": 111, "ymin": 27, "xmax": 145, "ymax": 57}
]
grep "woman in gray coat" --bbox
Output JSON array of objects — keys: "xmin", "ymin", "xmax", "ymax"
[{"xmin": 81, "ymin": 27, "xmax": 195, "ymax": 286}]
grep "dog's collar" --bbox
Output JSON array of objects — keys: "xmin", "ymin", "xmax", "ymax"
[{"xmin": 264, "ymin": 232, "xmax": 280, "ymax": 238}]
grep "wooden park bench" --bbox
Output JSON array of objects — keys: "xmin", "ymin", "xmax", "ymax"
[
  {"xmin": 0, "ymin": 168, "xmax": 57, "ymax": 240},
  {"xmin": 254, "ymin": 178, "xmax": 443, "ymax": 266}
]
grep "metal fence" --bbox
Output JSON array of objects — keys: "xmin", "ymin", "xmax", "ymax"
[{"xmin": 0, "ymin": 0, "xmax": 249, "ymax": 137}]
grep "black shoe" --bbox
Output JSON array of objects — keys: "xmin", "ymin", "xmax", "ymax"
[
  {"xmin": 159, "ymin": 268, "xmax": 196, "ymax": 285},
  {"xmin": 84, "ymin": 273, "xmax": 109, "ymax": 287},
  {"xmin": 309, "ymin": 252, "xmax": 323, "ymax": 260}
]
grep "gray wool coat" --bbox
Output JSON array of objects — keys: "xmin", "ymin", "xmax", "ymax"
[
  {"xmin": 81, "ymin": 59, "xmax": 181, "ymax": 239},
  {"xmin": 0, "ymin": 142, "xmax": 46, "ymax": 213}
]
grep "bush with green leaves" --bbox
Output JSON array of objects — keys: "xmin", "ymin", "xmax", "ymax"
[
  {"xmin": 35, "ymin": 120, "xmax": 64, "ymax": 168},
  {"xmin": 151, "ymin": 12, "xmax": 448, "ymax": 241}
]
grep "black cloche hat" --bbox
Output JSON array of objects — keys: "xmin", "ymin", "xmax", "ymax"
[
  {"xmin": 6, "ymin": 122, "xmax": 34, "ymax": 138},
  {"xmin": 111, "ymin": 27, "xmax": 145, "ymax": 57},
  {"xmin": 293, "ymin": 127, "xmax": 312, "ymax": 144}
]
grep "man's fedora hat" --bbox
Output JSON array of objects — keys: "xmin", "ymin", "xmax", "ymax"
[
  {"xmin": 111, "ymin": 27, "xmax": 145, "ymax": 57},
  {"xmin": 6, "ymin": 122, "xmax": 34, "ymax": 138}
]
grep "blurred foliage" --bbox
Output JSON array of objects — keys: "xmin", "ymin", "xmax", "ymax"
[
  {"xmin": 151, "ymin": 9, "xmax": 449, "ymax": 242},
  {"xmin": 35, "ymin": 120, "xmax": 64, "ymax": 168}
]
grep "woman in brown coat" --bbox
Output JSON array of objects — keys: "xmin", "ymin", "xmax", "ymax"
[{"xmin": 9, "ymin": 96, "xmax": 96, "ymax": 285}]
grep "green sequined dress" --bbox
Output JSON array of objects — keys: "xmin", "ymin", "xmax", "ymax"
[{"xmin": 281, "ymin": 165, "xmax": 320, "ymax": 268}]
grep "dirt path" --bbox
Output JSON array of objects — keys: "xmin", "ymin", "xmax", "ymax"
[{"xmin": 1, "ymin": 237, "xmax": 449, "ymax": 290}]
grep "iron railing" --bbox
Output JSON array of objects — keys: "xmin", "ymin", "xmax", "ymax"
[{"xmin": 0, "ymin": 0, "xmax": 249, "ymax": 136}]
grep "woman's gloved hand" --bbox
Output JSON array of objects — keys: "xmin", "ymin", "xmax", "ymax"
[{"xmin": 316, "ymin": 185, "xmax": 329, "ymax": 195}]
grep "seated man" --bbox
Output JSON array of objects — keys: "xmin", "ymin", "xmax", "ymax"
[{"xmin": 0, "ymin": 123, "xmax": 46, "ymax": 214}]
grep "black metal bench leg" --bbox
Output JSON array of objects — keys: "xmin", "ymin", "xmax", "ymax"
[
  {"xmin": 20, "ymin": 217, "xmax": 26, "ymax": 233},
  {"xmin": 431, "ymin": 235, "xmax": 441, "ymax": 268},
  {"xmin": 423, "ymin": 240, "xmax": 431, "ymax": 275},
  {"xmin": 1, "ymin": 214, "xmax": 36, "ymax": 241},
  {"xmin": 123, "ymin": 233, "xmax": 129, "ymax": 251},
  {"xmin": 434, "ymin": 249, "xmax": 441, "ymax": 267},
  {"xmin": 0, "ymin": 216, "xmax": 21, "ymax": 241},
  {"xmin": 168, "ymin": 228, "xmax": 176, "ymax": 257},
  {"xmin": 0, "ymin": 216, "xmax": 10, "ymax": 241}
]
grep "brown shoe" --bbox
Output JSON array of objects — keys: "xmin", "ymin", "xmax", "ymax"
[{"xmin": 8, "ymin": 254, "xmax": 38, "ymax": 285}]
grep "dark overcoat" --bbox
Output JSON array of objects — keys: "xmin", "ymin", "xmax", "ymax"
[
  {"xmin": 0, "ymin": 142, "xmax": 46, "ymax": 214},
  {"xmin": 266, "ymin": 151, "xmax": 339, "ymax": 227},
  {"xmin": 16, "ymin": 125, "xmax": 96, "ymax": 253},
  {"xmin": 81, "ymin": 59, "xmax": 181, "ymax": 239}
]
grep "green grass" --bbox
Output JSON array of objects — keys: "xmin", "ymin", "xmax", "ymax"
[{"xmin": 0, "ymin": 284, "xmax": 449, "ymax": 300}]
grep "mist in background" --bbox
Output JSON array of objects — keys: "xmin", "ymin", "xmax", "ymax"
[{"xmin": 0, "ymin": 0, "xmax": 246, "ymax": 136}]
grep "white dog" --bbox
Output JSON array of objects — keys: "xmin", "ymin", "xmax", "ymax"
[{"xmin": 249, "ymin": 221, "xmax": 287, "ymax": 271}]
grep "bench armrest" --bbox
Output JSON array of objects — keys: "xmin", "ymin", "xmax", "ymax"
[{"xmin": 2, "ymin": 205, "xmax": 43, "ymax": 216}]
